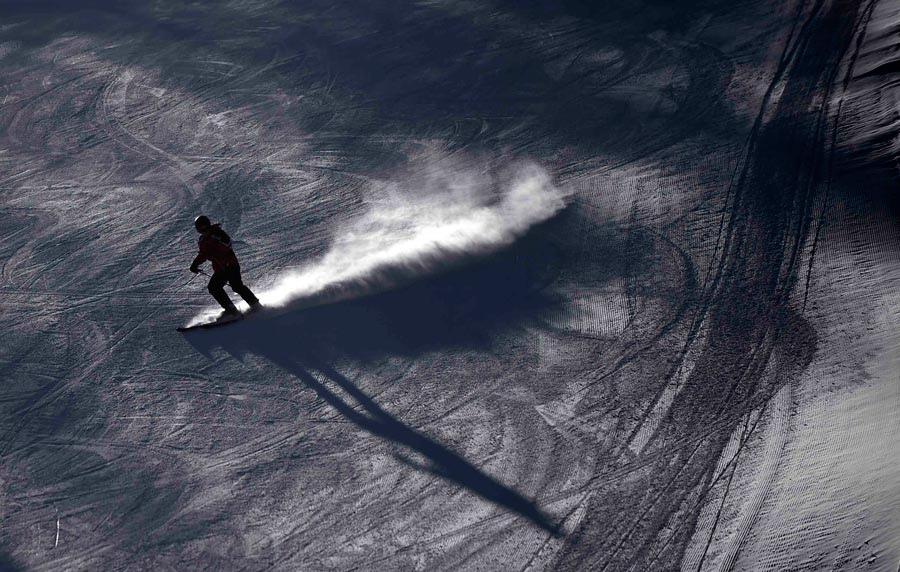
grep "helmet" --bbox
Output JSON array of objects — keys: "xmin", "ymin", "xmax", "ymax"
[{"xmin": 194, "ymin": 215, "xmax": 211, "ymax": 232}]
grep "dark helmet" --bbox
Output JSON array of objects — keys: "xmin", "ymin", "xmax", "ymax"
[{"xmin": 194, "ymin": 215, "xmax": 211, "ymax": 232}]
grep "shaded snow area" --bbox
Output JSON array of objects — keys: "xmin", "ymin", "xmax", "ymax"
[{"xmin": 1, "ymin": 1, "xmax": 897, "ymax": 571}]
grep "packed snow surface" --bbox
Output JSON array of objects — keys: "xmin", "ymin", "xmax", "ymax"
[{"xmin": 1, "ymin": 1, "xmax": 897, "ymax": 571}]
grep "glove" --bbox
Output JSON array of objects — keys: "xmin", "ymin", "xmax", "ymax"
[{"xmin": 190, "ymin": 265, "xmax": 200, "ymax": 274}]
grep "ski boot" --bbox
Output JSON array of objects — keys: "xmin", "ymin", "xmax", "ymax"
[{"xmin": 214, "ymin": 307, "xmax": 243, "ymax": 323}]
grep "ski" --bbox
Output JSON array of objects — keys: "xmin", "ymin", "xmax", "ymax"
[
  {"xmin": 176, "ymin": 306, "xmax": 265, "ymax": 332},
  {"xmin": 177, "ymin": 315, "xmax": 243, "ymax": 332}
]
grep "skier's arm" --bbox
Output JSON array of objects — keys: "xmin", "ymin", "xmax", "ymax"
[{"xmin": 190, "ymin": 252, "xmax": 207, "ymax": 273}]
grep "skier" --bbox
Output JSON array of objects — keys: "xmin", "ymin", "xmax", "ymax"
[{"xmin": 190, "ymin": 215, "xmax": 262, "ymax": 320}]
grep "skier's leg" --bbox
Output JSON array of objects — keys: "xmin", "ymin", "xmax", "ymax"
[
  {"xmin": 227, "ymin": 265, "xmax": 261, "ymax": 308},
  {"xmin": 208, "ymin": 271, "xmax": 238, "ymax": 312}
]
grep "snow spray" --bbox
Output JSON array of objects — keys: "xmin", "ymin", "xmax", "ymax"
[{"xmin": 189, "ymin": 162, "xmax": 569, "ymax": 325}]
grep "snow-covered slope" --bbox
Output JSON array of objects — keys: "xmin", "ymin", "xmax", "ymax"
[{"xmin": 0, "ymin": 1, "xmax": 896, "ymax": 570}]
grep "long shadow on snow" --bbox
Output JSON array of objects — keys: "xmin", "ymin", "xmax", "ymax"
[
  {"xmin": 183, "ymin": 240, "xmax": 565, "ymax": 535},
  {"xmin": 0, "ymin": 549, "xmax": 24, "ymax": 572}
]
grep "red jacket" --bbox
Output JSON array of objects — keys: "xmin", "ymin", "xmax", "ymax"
[{"xmin": 192, "ymin": 224, "xmax": 239, "ymax": 273}]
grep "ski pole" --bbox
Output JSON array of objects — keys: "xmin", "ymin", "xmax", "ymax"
[{"xmin": 176, "ymin": 269, "xmax": 202, "ymax": 293}]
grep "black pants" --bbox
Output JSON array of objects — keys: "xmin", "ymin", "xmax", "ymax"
[{"xmin": 208, "ymin": 264, "xmax": 259, "ymax": 311}]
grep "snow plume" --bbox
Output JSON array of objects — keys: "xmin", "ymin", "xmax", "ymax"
[{"xmin": 260, "ymin": 161, "xmax": 570, "ymax": 311}]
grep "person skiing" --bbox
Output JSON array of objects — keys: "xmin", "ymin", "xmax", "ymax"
[{"xmin": 190, "ymin": 215, "xmax": 262, "ymax": 319}]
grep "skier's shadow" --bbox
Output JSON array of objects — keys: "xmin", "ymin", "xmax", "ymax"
[
  {"xmin": 184, "ymin": 244, "xmax": 565, "ymax": 535},
  {"xmin": 267, "ymin": 354, "xmax": 559, "ymax": 536},
  {"xmin": 0, "ymin": 549, "xmax": 23, "ymax": 572}
]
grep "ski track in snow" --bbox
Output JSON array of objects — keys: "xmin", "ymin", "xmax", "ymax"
[{"xmin": 0, "ymin": 1, "xmax": 897, "ymax": 571}]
